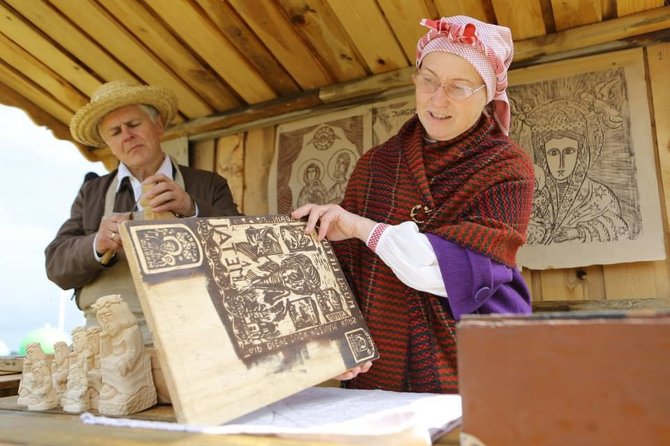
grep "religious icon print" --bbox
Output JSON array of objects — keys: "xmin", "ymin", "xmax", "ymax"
[{"xmin": 509, "ymin": 49, "xmax": 665, "ymax": 268}]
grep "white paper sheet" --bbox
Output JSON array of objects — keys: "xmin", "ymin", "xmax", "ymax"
[{"xmin": 81, "ymin": 387, "xmax": 462, "ymax": 446}]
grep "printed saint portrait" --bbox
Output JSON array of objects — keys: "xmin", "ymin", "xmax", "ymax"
[{"xmin": 509, "ymin": 49, "xmax": 665, "ymax": 268}]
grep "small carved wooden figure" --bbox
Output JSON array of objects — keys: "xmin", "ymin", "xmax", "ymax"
[
  {"xmin": 61, "ymin": 355, "xmax": 90, "ymax": 413},
  {"xmin": 26, "ymin": 353, "xmax": 59, "ymax": 411},
  {"xmin": 85, "ymin": 327, "xmax": 103, "ymax": 411},
  {"xmin": 50, "ymin": 341, "xmax": 70, "ymax": 402},
  {"xmin": 17, "ymin": 342, "xmax": 49, "ymax": 408},
  {"xmin": 140, "ymin": 182, "xmax": 176, "ymax": 220},
  {"xmin": 61, "ymin": 327, "xmax": 91, "ymax": 413},
  {"xmin": 92, "ymin": 294, "xmax": 157, "ymax": 415}
]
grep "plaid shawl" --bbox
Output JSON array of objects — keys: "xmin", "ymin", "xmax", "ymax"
[{"xmin": 335, "ymin": 114, "xmax": 533, "ymax": 392}]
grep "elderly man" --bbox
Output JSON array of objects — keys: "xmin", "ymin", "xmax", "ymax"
[{"xmin": 45, "ymin": 80, "xmax": 240, "ymax": 343}]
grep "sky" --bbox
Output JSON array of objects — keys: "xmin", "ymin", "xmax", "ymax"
[{"xmin": 0, "ymin": 104, "xmax": 108, "ymax": 355}]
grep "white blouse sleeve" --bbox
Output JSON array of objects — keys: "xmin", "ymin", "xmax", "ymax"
[{"xmin": 366, "ymin": 221, "xmax": 447, "ymax": 297}]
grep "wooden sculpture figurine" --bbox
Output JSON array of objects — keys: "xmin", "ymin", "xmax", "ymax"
[
  {"xmin": 50, "ymin": 341, "xmax": 70, "ymax": 402},
  {"xmin": 18, "ymin": 343, "xmax": 58, "ymax": 410},
  {"xmin": 16, "ymin": 344, "xmax": 37, "ymax": 406},
  {"xmin": 61, "ymin": 356, "xmax": 90, "ymax": 413},
  {"xmin": 85, "ymin": 327, "xmax": 103, "ymax": 411},
  {"xmin": 26, "ymin": 353, "xmax": 59, "ymax": 411},
  {"xmin": 140, "ymin": 182, "xmax": 176, "ymax": 220},
  {"xmin": 62, "ymin": 327, "xmax": 91, "ymax": 413},
  {"xmin": 92, "ymin": 294, "xmax": 157, "ymax": 415}
]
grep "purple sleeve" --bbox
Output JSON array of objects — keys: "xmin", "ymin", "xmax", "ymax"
[{"xmin": 426, "ymin": 234, "xmax": 531, "ymax": 320}]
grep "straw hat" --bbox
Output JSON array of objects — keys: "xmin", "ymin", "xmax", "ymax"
[{"xmin": 70, "ymin": 80, "xmax": 177, "ymax": 147}]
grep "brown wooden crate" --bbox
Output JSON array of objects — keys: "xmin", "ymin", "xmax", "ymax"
[{"xmin": 457, "ymin": 311, "xmax": 670, "ymax": 445}]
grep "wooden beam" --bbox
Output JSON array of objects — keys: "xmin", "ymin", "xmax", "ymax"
[
  {"xmin": 325, "ymin": 0, "xmax": 409, "ymax": 72},
  {"xmin": 616, "ymin": 0, "xmax": 664, "ymax": 17},
  {"xmin": 49, "ymin": 0, "xmax": 213, "ymax": 118},
  {"xmin": 550, "ymin": 0, "xmax": 603, "ymax": 31},
  {"xmin": 433, "ymin": 0, "xmax": 495, "ymax": 23},
  {"xmin": 6, "ymin": 0, "xmax": 135, "ymax": 84},
  {"xmin": 514, "ymin": 4, "xmax": 670, "ymax": 62},
  {"xmin": 274, "ymin": 0, "xmax": 368, "ymax": 82},
  {"xmin": 227, "ymin": 0, "xmax": 333, "ymax": 89},
  {"xmin": 98, "ymin": 0, "xmax": 239, "ymax": 111},
  {"xmin": 196, "ymin": 0, "xmax": 301, "ymax": 94},
  {"xmin": 376, "ymin": 0, "xmax": 434, "ymax": 62},
  {"xmin": 82, "ymin": 5, "xmax": 670, "ymax": 147},
  {"xmin": 0, "ymin": 32, "xmax": 87, "ymax": 112},
  {"xmin": 163, "ymin": 90, "xmax": 322, "ymax": 141},
  {"xmin": 0, "ymin": 63, "xmax": 72, "ymax": 124},
  {"xmin": 491, "ymin": 0, "xmax": 547, "ymax": 40},
  {"xmin": 0, "ymin": 1, "xmax": 101, "ymax": 95},
  {"xmin": 143, "ymin": 0, "xmax": 276, "ymax": 104},
  {"xmin": 243, "ymin": 127, "xmax": 276, "ymax": 215}
]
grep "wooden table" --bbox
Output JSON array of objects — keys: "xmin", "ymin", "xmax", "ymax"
[
  {"xmin": 0, "ymin": 397, "xmax": 459, "ymax": 445},
  {"xmin": 0, "ymin": 373, "xmax": 20, "ymax": 397}
]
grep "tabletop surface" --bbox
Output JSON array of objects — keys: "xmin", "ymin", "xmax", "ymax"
[{"xmin": 0, "ymin": 397, "xmax": 460, "ymax": 446}]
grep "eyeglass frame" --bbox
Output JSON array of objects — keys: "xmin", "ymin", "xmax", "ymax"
[{"xmin": 412, "ymin": 69, "xmax": 486, "ymax": 101}]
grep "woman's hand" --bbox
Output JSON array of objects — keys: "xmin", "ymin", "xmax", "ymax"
[
  {"xmin": 334, "ymin": 361, "xmax": 372, "ymax": 381},
  {"xmin": 291, "ymin": 203, "xmax": 376, "ymax": 242}
]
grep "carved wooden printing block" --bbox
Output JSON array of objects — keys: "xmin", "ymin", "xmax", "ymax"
[{"xmin": 120, "ymin": 215, "xmax": 378, "ymax": 425}]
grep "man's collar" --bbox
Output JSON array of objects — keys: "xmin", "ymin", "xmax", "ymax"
[{"xmin": 115, "ymin": 155, "xmax": 173, "ymax": 191}]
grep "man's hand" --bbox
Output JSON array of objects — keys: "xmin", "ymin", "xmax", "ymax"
[
  {"xmin": 291, "ymin": 203, "xmax": 376, "ymax": 242},
  {"xmin": 95, "ymin": 212, "xmax": 131, "ymax": 255},
  {"xmin": 142, "ymin": 174, "xmax": 195, "ymax": 217}
]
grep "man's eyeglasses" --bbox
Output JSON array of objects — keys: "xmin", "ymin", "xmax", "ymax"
[{"xmin": 412, "ymin": 71, "xmax": 485, "ymax": 101}]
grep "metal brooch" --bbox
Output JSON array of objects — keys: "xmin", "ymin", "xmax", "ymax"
[{"xmin": 410, "ymin": 204, "xmax": 433, "ymax": 224}]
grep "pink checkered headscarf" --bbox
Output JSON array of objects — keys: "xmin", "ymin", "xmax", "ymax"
[{"xmin": 416, "ymin": 16, "xmax": 514, "ymax": 135}]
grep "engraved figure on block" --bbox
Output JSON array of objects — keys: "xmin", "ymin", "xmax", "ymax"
[
  {"xmin": 137, "ymin": 225, "xmax": 202, "ymax": 272},
  {"xmin": 280, "ymin": 225, "xmax": 315, "ymax": 251},
  {"xmin": 92, "ymin": 295, "xmax": 157, "ymax": 416},
  {"xmin": 230, "ymin": 287, "xmax": 289, "ymax": 343},
  {"xmin": 51, "ymin": 341, "xmax": 70, "ymax": 402},
  {"xmin": 289, "ymin": 298, "xmax": 320, "ymax": 330},
  {"xmin": 236, "ymin": 227, "xmax": 283, "ymax": 261},
  {"xmin": 316, "ymin": 288, "xmax": 348, "ymax": 322},
  {"xmin": 280, "ymin": 254, "xmax": 321, "ymax": 295},
  {"xmin": 231, "ymin": 254, "xmax": 334, "ymax": 347}
]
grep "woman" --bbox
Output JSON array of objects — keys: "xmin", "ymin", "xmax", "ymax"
[{"xmin": 293, "ymin": 16, "xmax": 535, "ymax": 393}]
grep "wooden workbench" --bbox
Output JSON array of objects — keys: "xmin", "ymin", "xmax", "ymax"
[{"xmin": 0, "ymin": 396, "xmax": 460, "ymax": 445}]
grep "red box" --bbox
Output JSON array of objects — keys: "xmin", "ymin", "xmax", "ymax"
[{"xmin": 457, "ymin": 311, "xmax": 670, "ymax": 445}]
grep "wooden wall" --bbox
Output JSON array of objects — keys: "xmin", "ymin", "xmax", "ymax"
[{"xmin": 190, "ymin": 42, "xmax": 670, "ymax": 309}]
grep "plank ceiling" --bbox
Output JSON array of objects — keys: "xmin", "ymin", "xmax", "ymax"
[{"xmin": 0, "ymin": 0, "xmax": 668, "ymax": 162}]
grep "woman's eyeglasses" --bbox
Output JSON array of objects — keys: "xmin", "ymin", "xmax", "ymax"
[{"xmin": 412, "ymin": 71, "xmax": 485, "ymax": 101}]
